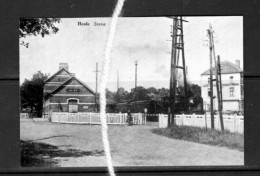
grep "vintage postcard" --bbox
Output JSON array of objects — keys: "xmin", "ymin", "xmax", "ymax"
[{"xmin": 20, "ymin": 16, "xmax": 243, "ymax": 167}]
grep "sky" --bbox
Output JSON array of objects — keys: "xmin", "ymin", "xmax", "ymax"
[{"xmin": 20, "ymin": 16, "xmax": 243, "ymax": 91}]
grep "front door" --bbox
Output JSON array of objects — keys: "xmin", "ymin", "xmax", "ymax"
[{"xmin": 68, "ymin": 99, "xmax": 78, "ymax": 113}]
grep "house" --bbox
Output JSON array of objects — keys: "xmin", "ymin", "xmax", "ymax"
[
  {"xmin": 201, "ymin": 60, "xmax": 243, "ymax": 113},
  {"xmin": 42, "ymin": 63, "xmax": 96, "ymax": 118}
]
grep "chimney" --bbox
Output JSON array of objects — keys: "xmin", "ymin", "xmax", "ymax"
[
  {"xmin": 235, "ymin": 60, "xmax": 240, "ymax": 68},
  {"xmin": 59, "ymin": 63, "xmax": 69, "ymax": 70}
]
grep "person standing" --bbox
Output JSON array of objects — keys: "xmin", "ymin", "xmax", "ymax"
[{"xmin": 127, "ymin": 110, "xmax": 133, "ymax": 126}]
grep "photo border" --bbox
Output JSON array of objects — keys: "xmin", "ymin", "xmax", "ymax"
[{"xmin": 1, "ymin": 0, "xmax": 260, "ymax": 175}]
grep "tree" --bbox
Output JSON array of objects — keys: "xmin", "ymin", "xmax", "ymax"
[
  {"xmin": 19, "ymin": 18, "xmax": 60, "ymax": 47},
  {"xmin": 129, "ymin": 86, "xmax": 150, "ymax": 101},
  {"xmin": 20, "ymin": 71, "xmax": 49, "ymax": 117},
  {"xmin": 105, "ymin": 88, "xmax": 116, "ymax": 104},
  {"xmin": 190, "ymin": 84, "xmax": 201, "ymax": 96},
  {"xmin": 114, "ymin": 87, "xmax": 128, "ymax": 103}
]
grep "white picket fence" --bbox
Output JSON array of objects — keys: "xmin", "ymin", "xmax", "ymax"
[
  {"xmin": 50, "ymin": 112, "xmax": 146, "ymax": 125},
  {"xmin": 20, "ymin": 113, "xmax": 29, "ymax": 119},
  {"xmin": 159, "ymin": 114, "xmax": 244, "ymax": 134}
]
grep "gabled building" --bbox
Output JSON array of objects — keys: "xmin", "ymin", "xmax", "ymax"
[
  {"xmin": 201, "ymin": 60, "xmax": 243, "ymax": 113},
  {"xmin": 43, "ymin": 63, "xmax": 96, "ymax": 118}
]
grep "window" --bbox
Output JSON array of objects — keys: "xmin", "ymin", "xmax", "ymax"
[
  {"xmin": 230, "ymin": 76, "xmax": 234, "ymax": 83},
  {"xmin": 67, "ymin": 88, "xmax": 80, "ymax": 92},
  {"xmin": 229, "ymin": 87, "xmax": 234, "ymax": 97},
  {"xmin": 208, "ymin": 88, "xmax": 211, "ymax": 97}
]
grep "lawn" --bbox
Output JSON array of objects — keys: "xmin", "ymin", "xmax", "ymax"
[
  {"xmin": 152, "ymin": 125, "xmax": 244, "ymax": 151},
  {"xmin": 20, "ymin": 121, "xmax": 244, "ymax": 167}
]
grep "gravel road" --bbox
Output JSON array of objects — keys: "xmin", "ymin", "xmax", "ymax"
[{"xmin": 20, "ymin": 121, "xmax": 244, "ymax": 167}]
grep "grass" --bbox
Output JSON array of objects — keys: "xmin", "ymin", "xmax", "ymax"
[{"xmin": 152, "ymin": 125, "xmax": 244, "ymax": 151}]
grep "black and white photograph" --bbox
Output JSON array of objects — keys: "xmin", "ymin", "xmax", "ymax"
[{"xmin": 19, "ymin": 16, "xmax": 244, "ymax": 167}]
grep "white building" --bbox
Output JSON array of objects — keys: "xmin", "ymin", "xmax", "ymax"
[{"xmin": 201, "ymin": 60, "xmax": 243, "ymax": 113}]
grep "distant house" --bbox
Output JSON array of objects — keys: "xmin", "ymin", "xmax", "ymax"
[
  {"xmin": 201, "ymin": 60, "xmax": 243, "ymax": 112},
  {"xmin": 43, "ymin": 63, "xmax": 96, "ymax": 118}
]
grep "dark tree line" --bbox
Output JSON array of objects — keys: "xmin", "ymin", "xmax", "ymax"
[
  {"xmin": 106, "ymin": 84, "xmax": 203, "ymax": 114},
  {"xmin": 20, "ymin": 71, "xmax": 49, "ymax": 117}
]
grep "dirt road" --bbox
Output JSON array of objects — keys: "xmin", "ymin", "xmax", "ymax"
[{"xmin": 20, "ymin": 121, "xmax": 244, "ymax": 167}]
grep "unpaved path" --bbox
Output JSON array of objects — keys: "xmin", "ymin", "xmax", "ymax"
[{"xmin": 20, "ymin": 121, "xmax": 244, "ymax": 167}]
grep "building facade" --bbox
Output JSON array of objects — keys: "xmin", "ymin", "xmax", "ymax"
[
  {"xmin": 43, "ymin": 63, "xmax": 96, "ymax": 118},
  {"xmin": 201, "ymin": 60, "xmax": 243, "ymax": 113}
]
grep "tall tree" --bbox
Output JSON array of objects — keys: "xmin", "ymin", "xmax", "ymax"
[{"xmin": 20, "ymin": 71, "xmax": 49, "ymax": 117}]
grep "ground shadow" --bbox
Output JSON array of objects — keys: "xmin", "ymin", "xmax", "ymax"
[
  {"xmin": 21, "ymin": 140, "xmax": 104, "ymax": 167},
  {"xmin": 27, "ymin": 135, "xmax": 71, "ymax": 142}
]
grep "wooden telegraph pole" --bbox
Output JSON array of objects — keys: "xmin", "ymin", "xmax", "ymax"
[
  {"xmin": 93, "ymin": 62, "xmax": 100, "ymax": 112},
  {"xmin": 217, "ymin": 55, "xmax": 224, "ymax": 130},
  {"xmin": 211, "ymin": 31, "xmax": 224, "ymax": 131},
  {"xmin": 207, "ymin": 24, "xmax": 224, "ymax": 131},
  {"xmin": 207, "ymin": 24, "xmax": 215, "ymax": 129},
  {"xmin": 117, "ymin": 70, "xmax": 119, "ymax": 91},
  {"xmin": 135, "ymin": 60, "xmax": 138, "ymax": 112},
  {"xmin": 168, "ymin": 16, "xmax": 188, "ymax": 127}
]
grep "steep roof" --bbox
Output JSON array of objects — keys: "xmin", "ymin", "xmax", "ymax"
[
  {"xmin": 201, "ymin": 61, "xmax": 242, "ymax": 75},
  {"xmin": 44, "ymin": 68, "xmax": 72, "ymax": 83},
  {"xmin": 49, "ymin": 76, "xmax": 95, "ymax": 95}
]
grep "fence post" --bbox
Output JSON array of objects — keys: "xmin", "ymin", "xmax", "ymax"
[
  {"xmin": 192, "ymin": 113, "xmax": 195, "ymax": 126},
  {"xmin": 182, "ymin": 113, "xmax": 184, "ymax": 126},
  {"xmin": 139, "ymin": 113, "xmax": 141, "ymax": 125},
  {"xmin": 119, "ymin": 112, "xmax": 121, "ymax": 125},
  {"xmin": 234, "ymin": 114, "xmax": 237, "ymax": 133},
  {"xmin": 205, "ymin": 113, "xmax": 207, "ymax": 130},
  {"xmin": 90, "ymin": 113, "xmax": 92, "ymax": 125},
  {"xmin": 231, "ymin": 115, "xmax": 235, "ymax": 133}
]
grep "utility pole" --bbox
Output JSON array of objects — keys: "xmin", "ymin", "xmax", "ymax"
[
  {"xmin": 218, "ymin": 56, "xmax": 223, "ymax": 103},
  {"xmin": 207, "ymin": 24, "xmax": 215, "ymax": 129},
  {"xmin": 117, "ymin": 70, "xmax": 119, "ymax": 91},
  {"xmin": 168, "ymin": 16, "xmax": 188, "ymax": 127},
  {"xmin": 135, "ymin": 60, "xmax": 138, "ymax": 112},
  {"xmin": 207, "ymin": 24, "xmax": 224, "ymax": 130},
  {"xmin": 211, "ymin": 28, "xmax": 224, "ymax": 130},
  {"xmin": 135, "ymin": 60, "xmax": 138, "ymax": 89},
  {"xmin": 93, "ymin": 62, "xmax": 100, "ymax": 112},
  {"xmin": 217, "ymin": 55, "xmax": 224, "ymax": 130}
]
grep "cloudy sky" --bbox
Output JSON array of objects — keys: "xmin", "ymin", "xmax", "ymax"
[{"xmin": 20, "ymin": 16, "xmax": 243, "ymax": 91}]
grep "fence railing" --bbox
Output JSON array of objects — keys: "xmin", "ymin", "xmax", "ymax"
[
  {"xmin": 159, "ymin": 114, "xmax": 244, "ymax": 134},
  {"xmin": 20, "ymin": 113, "xmax": 30, "ymax": 119},
  {"xmin": 50, "ymin": 112, "xmax": 146, "ymax": 125}
]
